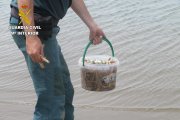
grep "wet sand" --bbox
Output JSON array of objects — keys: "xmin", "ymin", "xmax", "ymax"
[{"xmin": 1, "ymin": 103, "xmax": 180, "ymax": 120}]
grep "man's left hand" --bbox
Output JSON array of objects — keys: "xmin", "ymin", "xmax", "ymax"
[{"xmin": 89, "ymin": 24, "xmax": 105, "ymax": 45}]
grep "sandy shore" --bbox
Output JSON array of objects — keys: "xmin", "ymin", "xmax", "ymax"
[{"xmin": 0, "ymin": 103, "xmax": 180, "ymax": 120}]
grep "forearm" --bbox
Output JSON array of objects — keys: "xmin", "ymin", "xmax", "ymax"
[
  {"xmin": 71, "ymin": 0, "xmax": 97, "ymax": 29},
  {"xmin": 17, "ymin": 0, "xmax": 36, "ymax": 34}
]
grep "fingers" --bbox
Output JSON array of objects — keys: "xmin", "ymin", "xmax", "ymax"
[
  {"xmin": 28, "ymin": 45, "xmax": 49, "ymax": 65},
  {"xmin": 91, "ymin": 34, "xmax": 103, "ymax": 45},
  {"xmin": 90, "ymin": 32, "xmax": 102, "ymax": 45},
  {"xmin": 90, "ymin": 27, "xmax": 105, "ymax": 45},
  {"xmin": 26, "ymin": 35, "xmax": 48, "ymax": 64},
  {"xmin": 29, "ymin": 51, "xmax": 49, "ymax": 69},
  {"xmin": 93, "ymin": 36, "xmax": 102, "ymax": 45},
  {"xmin": 27, "ymin": 45, "xmax": 43, "ymax": 63},
  {"xmin": 29, "ymin": 52, "xmax": 43, "ymax": 63},
  {"xmin": 39, "ymin": 55, "xmax": 50, "ymax": 69},
  {"xmin": 40, "ymin": 55, "xmax": 50, "ymax": 63}
]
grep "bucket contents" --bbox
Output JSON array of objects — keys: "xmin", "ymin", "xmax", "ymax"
[{"xmin": 84, "ymin": 57, "xmax": 116, "ymax": 64}]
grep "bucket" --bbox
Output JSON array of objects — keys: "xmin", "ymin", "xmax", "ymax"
[{"xmin": 79, "ymin": 37, "xmax": 119, "ymax": 91}]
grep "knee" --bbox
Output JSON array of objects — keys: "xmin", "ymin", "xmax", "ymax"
[
  {"xmin": 35, "ymin": 90, "xmax": 52, "ymax": 111},
  {"xmin": 37, "ymin": 88, "xmax": 53, "ymax": 100}
]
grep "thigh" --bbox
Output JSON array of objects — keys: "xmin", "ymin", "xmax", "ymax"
[
  {"xmin": 58, "ymin": 45, "xmax": 74, "ymax": 90},
  {"xmin": 58, "ymin": 46, "xmax": 74, "ymax": 104}
]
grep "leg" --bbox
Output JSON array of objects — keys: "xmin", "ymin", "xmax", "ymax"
[
  {"xmin": 58, "ymin": 46, "xmax": 74, "ymax": 120},
  {"xmin": 10, "ymin": 17, "xmax": 66, "ymax": 120},
  {"xmin": 31, "ymin": 33, "xmax": 66, "ymax": 120}
]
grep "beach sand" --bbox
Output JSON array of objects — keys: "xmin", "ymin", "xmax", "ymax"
[{"xmin": 1, "ymin": 103, "xmax": 180, "ymax": 120}]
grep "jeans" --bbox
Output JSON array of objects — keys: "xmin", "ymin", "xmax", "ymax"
[{"xmin": 9, "ymin": 17, "xmax": 74, "ymax": 120}]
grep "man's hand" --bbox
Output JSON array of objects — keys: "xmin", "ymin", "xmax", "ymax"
[
  {"xmin": 26, "ymin": 36, "xmax": 44, "ymax": 63},
  {"xmin": 18, "ymin": 0, "xmax": 44, "ymax": 63},
  {"xmin": 89, "ymin": 24, "xmax": 105, "ymax": 45}
]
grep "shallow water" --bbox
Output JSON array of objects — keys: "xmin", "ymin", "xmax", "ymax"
[{"xmin": 0, "ymin": 0, "xmax": 180, "ymax": 114}]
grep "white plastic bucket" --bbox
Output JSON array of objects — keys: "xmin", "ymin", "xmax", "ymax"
[{"xmin": 79, "ymin": 37, "xmax": 119, "ymax": 91}]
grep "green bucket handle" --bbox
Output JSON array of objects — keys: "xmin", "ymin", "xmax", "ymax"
[{"xmin": 82, "ymin": 36, "xmax": 115, "ymax": 66}]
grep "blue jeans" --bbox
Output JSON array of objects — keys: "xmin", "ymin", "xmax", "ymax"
[{"xmin": 9, "ymin": 17, "xmax": 74, "ymax": 120}]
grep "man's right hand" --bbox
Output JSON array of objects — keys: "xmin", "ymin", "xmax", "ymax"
[{"xmin": 26, "ymin": 36, "xmax": 44, "ymax": 63}]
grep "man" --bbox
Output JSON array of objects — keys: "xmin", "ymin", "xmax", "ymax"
[{"xmin": 9, "ymin": 0, "xmax": 104, "ymax": 120}]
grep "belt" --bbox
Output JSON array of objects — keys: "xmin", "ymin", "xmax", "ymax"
[{"xmin": 10, "ymin": 7, "xmax": 59, "ymax": 27}]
